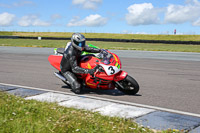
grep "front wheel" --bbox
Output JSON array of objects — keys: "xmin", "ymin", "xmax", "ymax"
[{"xmin": 115, "ymin": 75, "xmax": 139, "ymax": 95}]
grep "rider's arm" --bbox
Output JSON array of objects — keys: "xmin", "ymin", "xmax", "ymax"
[
  {"xmin": 69, "ymin": 55, "xmax": 94, "ymax": 74},
  {"xmin": 84, "ymin": 46, "xmax": 101, "ymax": 53}
]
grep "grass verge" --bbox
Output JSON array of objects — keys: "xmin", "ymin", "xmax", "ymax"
[
  {"xmin": 1, "ymin": 38, "xmax": 200, "ymax": 53},
  {"xmin": 0, "ymin": 91, "xmax": 183, "ymax": 133}
]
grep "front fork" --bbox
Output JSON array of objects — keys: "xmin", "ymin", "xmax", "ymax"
[{"xmin": 115, "ymin": 81, "xmax": 125, "ymax": 89}]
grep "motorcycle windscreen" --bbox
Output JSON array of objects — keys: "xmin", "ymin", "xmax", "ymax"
[{"xmin": 100, "ymin": 52, "xmax": 114, "ymax": 65}]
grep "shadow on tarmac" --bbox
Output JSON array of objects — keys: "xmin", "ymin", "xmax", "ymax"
[{"xmin": 62, "ymin": 85, "xmax": 142, "ymax": 96}]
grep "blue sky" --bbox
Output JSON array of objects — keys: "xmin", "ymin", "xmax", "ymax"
[{"xmin": 1, "ymin": 0, "xmax": 200, "ymax": 34}]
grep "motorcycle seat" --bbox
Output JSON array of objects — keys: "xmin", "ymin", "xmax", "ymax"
[{"xmin": 56, "ymin": 48, "xmax": 65, "ymax": 54}]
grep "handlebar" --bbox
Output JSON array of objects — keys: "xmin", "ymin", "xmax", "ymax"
[{"xmin": 93, "ymin": 65, "xmax": 100, "ymax": 78}]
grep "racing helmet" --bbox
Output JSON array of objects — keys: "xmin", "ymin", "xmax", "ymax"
[{"xmin": 71, "ymin": 33, "xmax": 86, "ymax": 51}]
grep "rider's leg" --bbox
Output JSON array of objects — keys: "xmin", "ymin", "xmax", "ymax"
[{"xmin": 62, "ymin": 71, "xmax": 82, "ymax": 94}]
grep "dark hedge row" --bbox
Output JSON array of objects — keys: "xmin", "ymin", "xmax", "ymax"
[{"xmin": 1, "ymin": 35, "xmax": 200, "ymax": 45}]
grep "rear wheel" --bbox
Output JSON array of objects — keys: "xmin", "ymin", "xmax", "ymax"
[{"xmin": 115, "ymin": 75, "xmax": 139, "ymax": 95}]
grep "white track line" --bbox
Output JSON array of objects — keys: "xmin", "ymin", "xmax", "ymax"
[{"xmin": 1, "ymin": 82, "xmax": 200, "ymax": 118}]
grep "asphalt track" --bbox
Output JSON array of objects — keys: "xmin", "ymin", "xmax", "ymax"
[{"xmin": 1, "ymin": 46, "xmax": 200, "ymax": 115}]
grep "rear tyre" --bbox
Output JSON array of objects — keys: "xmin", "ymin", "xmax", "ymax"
[{"xmin": 115, "ymin": 75, "xmax": 139, "ymax": 95}]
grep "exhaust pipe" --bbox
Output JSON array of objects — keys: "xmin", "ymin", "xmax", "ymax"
[{"xmin": 54, "ymin": 72, "xmax": 66, "ymax": 81}]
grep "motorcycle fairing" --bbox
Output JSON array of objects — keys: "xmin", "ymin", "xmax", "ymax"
[
  {"xmin": 99, "ymin": 64, "xmax": 121, "ymax": 76},
  {"xmin": 48, "ymin": 55, "xmax": 62, "ymax": 71},
  {"xmin": 113, "ymin": 70, "xmax": 128, "ymax": 82},
  {"xmin": 85, "ymin": 74, "xmax": 115, "ymax": 89},
  {"xmin": 112, "ymin": 53, "xmax": 121, "ymax": 69}
]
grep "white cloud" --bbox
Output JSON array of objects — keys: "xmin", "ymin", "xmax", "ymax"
[
  {"xmin": 72, "ymin": 0, "xmax": 102, "ymax": 10},
  {"xmin": 0, "ymin": 3, "xmax": 10, "ymax": 8},
  {"xmin": 18, "ymin": 15, "xmax": 51, "ymax": 27},
  {"xmin": 51, "ymin": 14, "xmax": 62, "ymax": 20},
  {"xmin": 125, "ymin": 3, "xmax": 160, "ymax": 26},
  {"xmin": 164, "ymin": 0, "xmax": 200, "ymax": 24},
  {"xmin": 135, "ymin": 32, "xmax": 149, "ymax": 34},
  {"xmin": 193, "ymin": 18, "xmax": 200, "ymax": 26},
  {"xmin": 51, "ymin": 14, "xmax": 62, "ymax": 22},
  {"xmin": 67, "ymin": 14, "xmax": 107, "ymax": 27},
  {"xmin": 0, "ymin": 0, "xmax": 35, "ymax": 8},
  {"xmin": 0, "ymin": 12, "xmax": 15, "ymax": 26},
  {"xmin": 13, "ymin": 0, "xmax": 35, "ymax": 7}
]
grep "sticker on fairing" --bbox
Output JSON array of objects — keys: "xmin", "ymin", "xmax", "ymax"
[{"xmin": 100, "ymin": 64, "xmax": 121, "ymax": 76}]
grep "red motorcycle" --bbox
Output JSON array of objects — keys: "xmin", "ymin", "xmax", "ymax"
[{"xmin": 48, "ymin": 47, "xmax": 139, "ymax": 95}]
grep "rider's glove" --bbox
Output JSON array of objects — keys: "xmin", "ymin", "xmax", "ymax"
[
  {"xmin": 86, "ymin": 65, "xmax": 99, "ymax": 75},
  {"xmin": 100, "ymin": 49, "xmax": 107, "ymax": 55}
]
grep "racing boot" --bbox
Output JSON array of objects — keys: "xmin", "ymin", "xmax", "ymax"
[{"xmin": 62, "ymin": 71, "xmax": 82, "ymax": 94}]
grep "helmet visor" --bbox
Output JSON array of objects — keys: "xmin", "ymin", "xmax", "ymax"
[{"xmin": 78, "ymin": 41, "xmax": 85, "ymax": 47}]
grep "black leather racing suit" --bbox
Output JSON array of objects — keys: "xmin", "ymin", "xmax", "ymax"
[{"xmin": 60, "ymin": 43, "xmax": 101, "ymax": 91}]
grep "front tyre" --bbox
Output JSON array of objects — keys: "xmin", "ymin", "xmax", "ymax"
[{"xmin": 115, "ymin": 75, "xmax": 139, "ymax": 95}]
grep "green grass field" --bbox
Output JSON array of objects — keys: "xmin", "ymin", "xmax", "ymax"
[
  {"xmin": 1, "ymin": 31, "xmax": 200, "ymax": 41},
  {"xmin": 1, "ymin": 38, "xmax": 200, "ymax": 53},
  {"xmin": 0, "ymin": 91, "xmax": 183, "ymax": 133},
  {"xmin": 1, "ymin": 31, "xmax": 200, "ymax": 52}
]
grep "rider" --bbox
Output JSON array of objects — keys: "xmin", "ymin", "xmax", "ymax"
[{"xmin": 60, "ymin": 33, "xmax": 101, "ymax": 94}]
